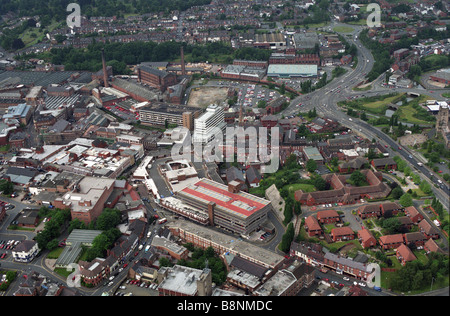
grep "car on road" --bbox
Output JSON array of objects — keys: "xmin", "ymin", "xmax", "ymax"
[{"xmin": 343, "ymin": 277, "xmax": 350, "ymax": 281}]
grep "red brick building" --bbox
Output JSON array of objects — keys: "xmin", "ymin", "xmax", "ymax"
[
  {"xmin": 137, "ymin": 65, "xmax": 177, "ymax": 92},
  {"xmin": 304, "ymin": 216, "xmax": 322, "ymax": 237},
  {"xmin": 330, "ymin": 227, "xmax": 354, "ymax": 242},
  {"xmin": 379, "ymin": 234, "xmax": 404, "ymax": 250},
  {"xmin": 358, "ymin": 228, "xmax": 377, "ymax": 248},
  {"xmin": 403, "ymin": 232, "xmax": 427, "ymax": 248},
  {"xmin": 396, "ymin": 244, "xmax": 416, "ymax": 266},
  {"xmin": 317, "ymin": 209, "xmax": 340, "ymax": 224},
  {"xmin": 404, "ymin": 206, "xmax": 424, "ymax": 224}
]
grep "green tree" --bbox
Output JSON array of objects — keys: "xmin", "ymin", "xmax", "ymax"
[
  {"xmin": 293, "ymin": 201, "xmax": 302, "ymax": 216},
  {"xmin": 279, "ymin": 223, "xmax": 295, "ymax": 253},
  {"xmin": 306, "ymin": 159, "xmax": 318, "ymax": 173},
  {"xmin": 95, "ymin": 208, "xmax": 121, "ymax": 231},
  {"xmin": 399, "ymin": 193, "xmax": 413, "ymax": 207},
  {"xmin": 46, "ymin": 239, "xmax": 60, "ymax": 251},
  {"xmin": 349, "ymin": 170, "xmax": 367, "ymax": 187},
  {"xmin": 391, "ymin": 186, "xmax": 404, "ymax": 199},
  {"xmin": 0, "ymin": 179, "xmax": 14, "ymax": 195},
  {"xmin": 382, "ymin": 217, "xmax": 402, "ymax": 234}
]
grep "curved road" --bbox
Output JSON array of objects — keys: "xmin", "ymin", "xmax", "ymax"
[{"xmin": 280, "ymin": 22, "xmax": 449, "ymax": 212}]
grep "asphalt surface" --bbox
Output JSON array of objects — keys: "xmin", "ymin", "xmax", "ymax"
[
  {"xmin": 1, "ymin": 22, "xmax": 448, "ymax": 297},
  {"xmin": 279, "ymin": 22, "xmax": 450, "ymax": 213}
]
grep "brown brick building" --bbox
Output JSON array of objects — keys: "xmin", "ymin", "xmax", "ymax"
[{"xmin": 137, "ymin": 65, "xmax": 177, "ymax": 92}]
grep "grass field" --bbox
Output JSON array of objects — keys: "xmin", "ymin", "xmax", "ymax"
[
  {"xmin": 333, "ymin": 26, "xmax": 354, "ymax": 33},
  {"xmin": 19, "ymin": 20, "xmax": 62, "ymax": 48},
  {"xmin": 285, "ymin": 183, "xmax": 316, "ymax": 194},
  {"xmin": 397, "ymin": 104, "xmax": 434, "ymax": 125},
  {"xmin": 347, "ymin": 19, "xmax": 368, "ymax": 25},
  {"xmin": 357, "ymin": 94, "xmax": 404, "ymax": 115},
  {"xmin": 396, "ymin": 95, "xmax": 434, "ymax": 125}
]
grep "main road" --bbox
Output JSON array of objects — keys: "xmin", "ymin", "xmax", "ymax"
[{"xmin": 279, "ymin": 22, "xmax": 449, "ymax": 212}]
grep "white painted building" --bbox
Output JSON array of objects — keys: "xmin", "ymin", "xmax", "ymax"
[{"xmin": 193, "ymin": 104, "xmax": 226, "ymax": 145}]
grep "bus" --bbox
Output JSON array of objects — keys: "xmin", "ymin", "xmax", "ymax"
[{"xmin": 158, "ymin": 218, "xmax": 167, "ymax": 224}]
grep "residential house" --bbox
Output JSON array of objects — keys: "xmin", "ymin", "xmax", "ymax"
[
  {"xmin": 357, "ymin": 204, "xmax": 381, "ymax": 219},
  {"xmin": 418, "ymin": 220, "xmax": 440, "ymax": 239},
  {"xmin": 403, "ymin": 232, "xmax": 427, "ymax": 248},
  {"xmin": 397, "ymin": 216, "xmax": 413, "ymax": 231},
  {"xmin": 379, "ymin": 234, "xmax": 404, "ymax": 250},
  {"xmin": 404, "ymin": 206, "xmax": 424, "ymax": 224},
  {"xmin": 371, "ymin": 158, "xmax": 397, "ymax": 170},
  {"xmin": 330, "ymin": 227, "xmax": 354, "ymax": 242},
  {"xmin": 424, "ymin": 238, "xmax": 445, "ymax": 255},
  {"xmin": 289, "ymin": 241, "xmax": 325, "ymax": 267},
  {"xmin": 357, "ymin": 228, "xmax": 377, "ymax": 248},
  {"xmin": 396, "ymin": 244, "xmax": 416, "ymax": 266},
  {"xmin": 380, "ymin": 202, "xmax": 403, "ymax": 217},
  {"xmin": 317, "ymin": 209, "xmax": 340, "ymax": 224},
  {"xmin": 323, "ymin": 252, "xmax": 372, "ymax": 280},
  {"xmin": 304, "ymin": 216, "xmax": 322, "ymax": 237}
]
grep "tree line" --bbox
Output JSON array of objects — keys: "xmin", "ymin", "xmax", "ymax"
[
  {"xmin": 0, "ymin": 0, "xmax": 212, "ymax": 20},
  {"xmin": 35, "ymin": 206, "xmax": 122, "ymax": 263},
  {"xmin": 20, "ymin": 40, "xmax": 273, "ymax": 75}
]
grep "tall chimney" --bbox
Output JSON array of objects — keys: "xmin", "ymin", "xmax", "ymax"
[
  {"xmin": 180, "ymin": 46, "xmax": 186, "ymax": 76},
  {"xmin": 101, "ymin": 48, "xmax": 109, "ymax": 88},
  {"xmin": 239, "ymin": 102, "xmax": 243, "ymax": 126}
]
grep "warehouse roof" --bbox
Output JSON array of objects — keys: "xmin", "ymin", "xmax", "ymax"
[{"xmin": 267, "ymin": 64, "xmax": 317, "ymax": 77}]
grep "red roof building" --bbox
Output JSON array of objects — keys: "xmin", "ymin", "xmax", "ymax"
[
  {"xmin": 177, "ymin": 178, "xmax": 272, "ymax": 235},
  {"xmin": 358, "ymin": 228, "xmax": 377, "ymax": 248},
  {"xmin": 404, "ymin": 206, "xmax": 424, "ymax": 224},
  {"xmin": 304, "ymin": 216, "xmax": 322, "ymax": 237},
  {"xmin": 396, "ymin": 244, "xmax": 416, "ymax": 266},
  {"xmin": 317, "ymin": 209, "xmax": 340, "ymax": 224},
  {"xmin": 379, "ymin": 234, "xmax": 404, "ymax": 250},
  {"xmin": 330, "ymin": 227, "xmax": 354, "ymax": 242}
]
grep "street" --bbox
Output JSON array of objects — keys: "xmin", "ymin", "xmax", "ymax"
[{"xmin": 279, "ymin": 22, "xmax": 450, "ymax": 213}]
